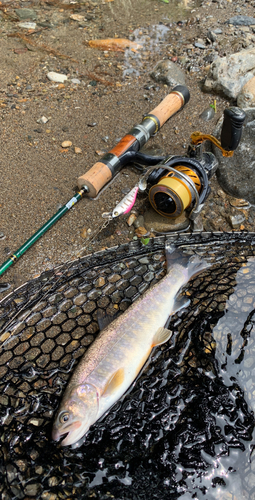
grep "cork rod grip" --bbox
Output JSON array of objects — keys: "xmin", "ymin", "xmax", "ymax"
[
  {"xmin": 77, "ymin": 162, "xmax": 113, "ymax": 198},
  {"xmin": 149, "ymin": 91, "xmax": 185, "ymax": 128},
  {"xmin": 77, "ymin": 134, "xmax": 137, "ymax": 198}
]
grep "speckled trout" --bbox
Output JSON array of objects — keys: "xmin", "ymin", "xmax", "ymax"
[{"xmin": 52, "ymin": 246, "xmax": 209, "ymax": 447}]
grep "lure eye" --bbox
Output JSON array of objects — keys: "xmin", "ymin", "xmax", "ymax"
[{"xmin": 59, "ymin": 412, "xmax": 69, "ymax": 424}]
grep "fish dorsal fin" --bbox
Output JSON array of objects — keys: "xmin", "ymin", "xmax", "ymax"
[
  {"xmin": 101, "ymin": 368, "xmax": 125, "ymax": 398},
  {"xmin": 152, "ymin": 327, "xmax": 172, "ymax": 347}
]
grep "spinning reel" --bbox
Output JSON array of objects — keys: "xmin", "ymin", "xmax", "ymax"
[{"xmin": 138, "ymin": 107, "xmax": 246, "ymax": 228}]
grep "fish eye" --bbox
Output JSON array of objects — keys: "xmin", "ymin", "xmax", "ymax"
[{"xmin": 59, "ymin": 412, "xmax": 70, "ymax": 424}]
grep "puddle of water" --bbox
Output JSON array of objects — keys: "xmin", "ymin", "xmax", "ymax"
[
  {"xmin": 106, "ymin": 0, "xmax": 194, "ymax": 79},
  {"xmin": 123, "ymin": 24, "xmax": 171, "ymax": 79}
]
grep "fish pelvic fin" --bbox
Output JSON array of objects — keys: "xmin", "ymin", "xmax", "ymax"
[
  {"xmin": 171, "ymin": 296, "xmax": 190, "ymax": 315},
  {"xmin": 101, "ymin": 368, "xmax": 125, "ymax": 398},
  {"xmin": 165, "ymin": 244, "xmax": 210, "ymax": 279},
  {"xmin": 152, "ymin": 327, "xmax": 172, "ymax": 347}
]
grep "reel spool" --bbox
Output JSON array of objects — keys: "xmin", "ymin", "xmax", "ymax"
[
  {"xmin": 148, "ymin": 157, "xmax": 207, "ymax": 218},
  {"xmin": 149, "ymin": 165, "xmax": 201, "ymax": 218}
]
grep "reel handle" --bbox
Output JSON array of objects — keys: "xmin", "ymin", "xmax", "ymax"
[
  {"xmin": 77, "ymin": 85, "xmax": 190, "ymax": 197},
  {"xmin": 220, "ymin": 107, "xmax": 246, "ymax": 151}
]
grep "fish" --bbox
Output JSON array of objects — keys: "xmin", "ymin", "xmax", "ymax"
[{"xmin": 52, "ymin": 246, "xmax": 210, "ymax": 447}]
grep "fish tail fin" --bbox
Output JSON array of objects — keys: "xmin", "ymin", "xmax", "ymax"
[{"xmin": 165, "ymin": 244, "xmax": 210, "ymax": 279}]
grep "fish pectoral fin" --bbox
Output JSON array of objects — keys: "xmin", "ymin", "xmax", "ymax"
[
  {"xmin": 101, "ymin": 368, "xmax": 125, "ymax": 398},
  {"xmin": 152, "ymin": 327, "xmax": 172, "ymax": 347},
  {"xmin": 171, "ymin": 296, "xmax": 190, "ymax": 315}
]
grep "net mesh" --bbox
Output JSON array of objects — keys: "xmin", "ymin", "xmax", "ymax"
[{"xmin": 0, "ymin": 232, "xmax": 255, "ymax": 500}]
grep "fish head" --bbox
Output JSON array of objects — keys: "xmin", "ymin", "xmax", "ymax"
[{"xmin": 52, "ymin": 383, "xmax": 99, "ymax": 446}]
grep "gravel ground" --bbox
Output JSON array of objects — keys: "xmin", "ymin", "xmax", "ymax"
[{"xmin": 0, "ymin": 0, "xmax": 255, "ymax": 293}]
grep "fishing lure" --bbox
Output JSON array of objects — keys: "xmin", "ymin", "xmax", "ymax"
[{"xmin": 102, "ymin": 184, "xmax": 141, "ymax": 220}]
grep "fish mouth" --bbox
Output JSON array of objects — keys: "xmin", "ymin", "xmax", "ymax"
[{"xmin": 52, "ymin": 420, "xmax": 83, "ymax": 447}]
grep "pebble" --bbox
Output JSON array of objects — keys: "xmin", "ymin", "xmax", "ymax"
[
  {"xmin": 71, "ymin": 78, "xmax": 81, "ymax": 84},
  {"xmin": 213, "ymin": 28, "xmax": 223, "ymax": 34},
  {"xmin": 37, "ymin": 116, "xmax": 49, "ymax": 124},
  {"xmin": 70, "ymin": 14, "xmax": 85, "ymax": 22},
  {"xmin": 135, "ymin": 226, "xmax": 149, "ymax": 238},
  {"xmin": 61, "ymin": 140, "xmax": 72, "ymax": 148},
  {"xmin": 229, "ymin": 198, "xmax": 250, "ymax": 208},
  {"xmin": 0, "ymin": 232, "xmax": 5, "ymax": 240},
  {"xmin": 226, "ymin": 15, "xmax": 255, "ymax": 26},
  {"xmin": 128, "ymin": 226, "xmax": 135, "ymax": 238},
  {"xmin": 15, "ymin": 8, "xmax": 37, "ymax": 20},
  {"xmin": 80, "ymin": 227, "xmax": 87, "ymax": 238},
  {"xmin": 47, "ymin": 72, "xmax": 68, "ymax": 83},
  {"xmin": 74, "ymin": 147, "xmax": 82, "ymax": 154},
  {"xmin": 228, "ymin": 214, "xmax": 246, "ymax": 228},
  {"xmin": 127, "ymin": 213, "xmax": 137, "ymax": 226},
  {"xmin": 207, "ymin": 30, "xmax": 217, "ymax": 42},
  {"xmin": 194, "ymin": 41, "xmax": 206, "ymax": 49},
  {"xmin": 18, "ymin": 22, "xmax": 37, "ymax": 29},
  {"xmin": 133, "ymin": 215, "xmax": 145, "ymax": 229}
]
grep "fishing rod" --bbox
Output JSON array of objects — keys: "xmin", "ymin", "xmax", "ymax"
[{"xmin": 0, "ymin": 85, "xmax": 190, "ymax": 277}]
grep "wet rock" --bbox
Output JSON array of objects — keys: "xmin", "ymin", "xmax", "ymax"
[
  {"xmin": 199, "ymin": 106, "xmax": 215, "ymax": 121},
  {"xmin": 150, "ymin": 60, "xmax": 186, "ymax": 87},
  {"xmin": 128, "ymin": 226, "xmax": 135, "ymax": 239},
  {"xmin": 228, "ymin": 214, "xmax": 246, "ymax": 229},
  {"xmin": 237, "ymin": 76, "xmax": 255, "ymax": 108},
  {"xmin": 203, "ymin": 48, "xmax": 255, "ymax": 98},
  {"xmin": 15, "ymin": 8, "xmax": 37, "ymax": 20},
  {"xmin": 47, "ymin": 72, "xmax": 68, "ymax": 83},
  {"xmin": 133, "ymin": 215, "xmax": 145, "ymax": 229},
  {"xmin": 192, "ymin": 214, "xmax": 204, "ymax": 232},
  {"xmin": 144, "ymin": 207, "xmax": 189, "ymax": 233},
  {"xmin": 214, "ymin": 108, "xmax": 255, "ymax": 203},
  {"xmin": 225, "ymin": 16, "xmax": 255, "ymax": 26},
  {"xmin": 24, "ymin": 483, "xmax": 40, "ymax": 496}
]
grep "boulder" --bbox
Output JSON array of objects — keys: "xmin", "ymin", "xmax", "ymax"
[
  {"xmin": 237, "ymin": 76, "xmax": 255, "ymax": 108},
  {"xmin": 203, "ymin": 48, "xmax": 255, "ymax": 99},
  {"xmin": 150, "ymin": 60, "xmax": 186, "ymax": 87}
]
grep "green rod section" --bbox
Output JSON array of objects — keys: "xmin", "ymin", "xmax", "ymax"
[{"xmin": 0, "ymin": 188, "xmax": 86, "ymax": 277}]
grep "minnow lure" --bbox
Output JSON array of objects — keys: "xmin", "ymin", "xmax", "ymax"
[
  {"xmin": 112, "ymin": 185, "xmax": 139, "ymax": 218},
  {"xmin": 102, "ymin": 179, "xmax": 147, "ymax": 220}
]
